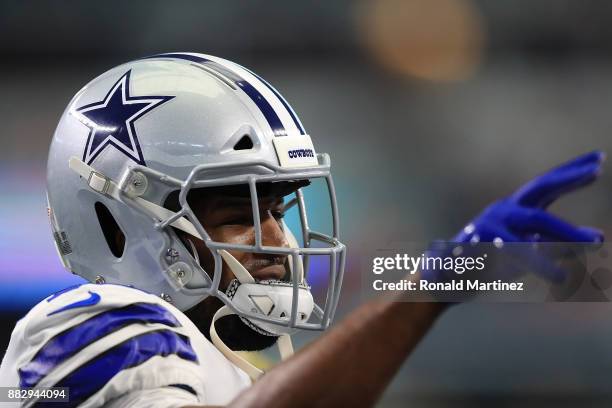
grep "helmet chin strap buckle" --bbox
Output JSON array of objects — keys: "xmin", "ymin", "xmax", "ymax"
[
  {"xmin": 69, "ymin": 157, "xmax": 120, "ymax": 199},
  {"xmin": 87, "ymin": 171, "xmax": 112, "ymax": 196}
]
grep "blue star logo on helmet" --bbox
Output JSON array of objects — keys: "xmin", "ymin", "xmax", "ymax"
[{"xmin": 73, "ymin": 70, "xmax": 174, "ymax": 166}]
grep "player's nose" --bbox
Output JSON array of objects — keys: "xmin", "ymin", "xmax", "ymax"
[{"xmin": 260, "ymin": 213, "xmax": 289, "ymax": 248}]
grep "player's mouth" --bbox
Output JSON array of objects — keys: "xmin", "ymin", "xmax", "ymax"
[{"xmin": 245, "ymin": 257, "xmax": 288, "ymax": 281}]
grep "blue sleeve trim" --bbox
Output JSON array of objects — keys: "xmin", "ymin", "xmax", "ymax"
[
  {"xmin": 32, "ymin": 329, "xmax": 197, "ymax": 408},
  {"xmin": 19, "ymin": 302, "xmax": 181, "ymax": 388}
]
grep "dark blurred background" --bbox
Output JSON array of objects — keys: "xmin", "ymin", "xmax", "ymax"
[{"xmin": 1, "ymin": 0, "xmax": 612, "ymax": 406}]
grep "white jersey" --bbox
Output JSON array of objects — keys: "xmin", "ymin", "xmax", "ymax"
[{"xmin": 0, "ymin": 284, "xmax": 251, "ymax": 407}]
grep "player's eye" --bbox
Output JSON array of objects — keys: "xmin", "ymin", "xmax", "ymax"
[
  {"xmin": 221, "ymin": 213, "xmax": 253, "ymax": 226},
  {"xmin": 271, "ymin": 210, "xmax": 285, "ymax": 220}
]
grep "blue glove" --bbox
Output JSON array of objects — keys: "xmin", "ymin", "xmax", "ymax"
[{"xmin": 425, "ymin": 151, "xmax": 605, "ymax": 283}]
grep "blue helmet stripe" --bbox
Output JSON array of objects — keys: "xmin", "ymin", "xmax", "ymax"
[
  {"xmin": 19, "ymin": 303, "xmax": 181, "ymax": 388},
  {"xmin": 143, "ymin": 53, "xmax": 288, "ymax": 136},
  {"xmin": 41, "ymin": 330, "xmax": 197, "ymax": 407},
  {"xmin": 238, "ymin": 65, "xmax": 305, "ymax": 134}
]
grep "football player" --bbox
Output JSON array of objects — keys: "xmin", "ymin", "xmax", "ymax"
[{"xmin": 0, "ymin": 53, "xmax": 604, "ymax": 407}]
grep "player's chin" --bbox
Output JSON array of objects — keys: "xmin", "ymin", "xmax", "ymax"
[{"xmin": 215, "ymin": 314, "xmax": 279, "ymax": 351}]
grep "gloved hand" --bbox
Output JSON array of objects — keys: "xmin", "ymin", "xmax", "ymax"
[{"xmin": 424, "ymin": 151, "xmax": 605, "ymax": 283}]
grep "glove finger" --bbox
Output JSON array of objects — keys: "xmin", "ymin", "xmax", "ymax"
[
  {"xmin": 576, "ymin": 226, "xmax": 605, "ymax": 242},
  {"xmin": 512, "ymin": 151, "xmax": 604, "ymax": 208},
  {"xmin": 512, "ymin": 162, "xmax": 602, "ymax": 208},
  {"xmin": 510, "ymin": 209, "xmax": 604, "ymax": 242},
  {"xmin": 549, "ymin": 150, "xmax": 604, "ymax": 172}
]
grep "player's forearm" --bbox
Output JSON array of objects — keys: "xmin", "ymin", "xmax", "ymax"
[{"xmin": 226, "ymin": 300, "xmax": 445, "ymax": 408}]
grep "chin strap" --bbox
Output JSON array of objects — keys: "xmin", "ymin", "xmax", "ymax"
[
  {"xmin": 213, "ymin": 249, "xmax": 297, "ymax": 381},
  {"xmin": 219, "ymin": 250, "xmax": 254, "ymax": 283},
  {"xmin": 210, "ymin": 305, "xmax": 294, "ymax": 381},
  {"xmin": 277, "ymin": 330, "xmax": 295, "ymax": 359}
]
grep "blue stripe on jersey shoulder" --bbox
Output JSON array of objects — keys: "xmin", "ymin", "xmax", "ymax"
[
  {"xmin": 142, "ymin": 53, "xmax": 288, "ymax": 136},
  {"xmin": 19, "ymin": 302, "xmax": 181, "ymax": 389},
  {"xmin": 45, "ymin": 284, "xmax": 84, "ymax": 302},
  {"xmin": 39, "ymin": 330, "xmax": 197, "ymax": 408}
]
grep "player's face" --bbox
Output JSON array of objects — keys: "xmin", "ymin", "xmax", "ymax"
[
  {"xmin": 182, "ymin": 190, "xmax": 291, "ymax": 350},
  {"xmin": 187, "ymin": 192, "xmax": 290, "ymax": 289}
]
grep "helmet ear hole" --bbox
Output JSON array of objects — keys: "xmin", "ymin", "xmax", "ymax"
[
  {"xmin": 94, "ymin": 202, "xmax": 125, "ymax": 258},
  {"xmin": 233, "ymin": 134, "xmax": 254, "ymax": 150}
]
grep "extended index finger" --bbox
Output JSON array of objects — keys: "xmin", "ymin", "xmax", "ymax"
[{"xmin": 511, "ymin": 151, "xmax": 605, "ymax": 208}]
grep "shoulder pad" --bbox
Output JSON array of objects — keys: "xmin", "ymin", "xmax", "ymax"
[{"xmin": 14, "ymin": 283, "xmax": 198, "ymax": 406}]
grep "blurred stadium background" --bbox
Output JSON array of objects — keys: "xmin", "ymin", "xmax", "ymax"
[{"xmin": 1, "ymin": 0, "xmax": 612, "ymax": 406}]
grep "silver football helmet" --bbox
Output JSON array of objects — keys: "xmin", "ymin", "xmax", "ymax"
[{"xmin": 46, "ymin": 53, "xmax": 346, "ymax": 356}]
